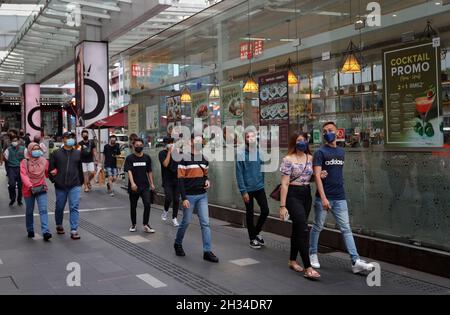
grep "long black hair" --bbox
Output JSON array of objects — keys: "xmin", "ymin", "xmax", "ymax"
[{"xmin": 287, "ymin": 131, "xmax": 312, "ymax": 156}]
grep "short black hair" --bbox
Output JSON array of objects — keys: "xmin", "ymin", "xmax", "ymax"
[
  {"xmin": 134, "ymin": 138, "xmax": 144, "ymax": 145},
  {"xmin": 110, "ymin": 135, "xmax": 117, "ymax": 140},
  {"xmin": 322, "ymin": 121, "xmax": 337, "ymax": 129},
  {"xmin": 81, "ymin": 129, "xmax": 89, "ymax": 134}
]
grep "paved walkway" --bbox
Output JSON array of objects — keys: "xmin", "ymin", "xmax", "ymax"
[{"xmin": 0, "ymin": 166, "xmax": 449, "ymax": 295}]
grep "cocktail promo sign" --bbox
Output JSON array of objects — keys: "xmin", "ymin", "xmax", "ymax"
[{"xmin": 383, "ymin": 41, "xmax": 443, "ymax": 147}]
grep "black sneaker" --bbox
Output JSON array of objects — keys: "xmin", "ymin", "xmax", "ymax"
[
  {"xmin": 249, "ymin": 239, "xmax": 262, "ymax": 249},
  {"xmin": 256, "ymin": 235, "xmax": 265, "ymax": 246},
  {"xmin": 56, "ymin": 226, "xmax": 65, "ymax": 235},
  {"xmin": 17, "ymin": 201, "xmax": 23, "ymax": 207},
  {"xmin": 107, "ymin": 183, "xmax": 111, "ymax": 194},
  {"xmin": 43, "ymin": 233, "xmax": 52, "ymax": 242},
  {"xmin": 174, "ymin": 243, "xmax": 186, "ymax": 257},
  {"xmin": 27, "ymin": 231, "xmax": 35, "ymax": 238},
  {"xmin": 203, "ymin": 251, "xmax": 219, "ymax": 263},
  {"xmin": 9, "ymin": 200, "xmax": 14, "ymax": 206}
]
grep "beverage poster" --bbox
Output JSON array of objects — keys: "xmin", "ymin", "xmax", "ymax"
[
  {"xmin": 221, "ymin": 83, "xmax": 244, "ymax": 127},
  {"xmin": 167, "ymin": 95, "xmax": 182, "ymax": 124},
  {"xmin": 192, "ymin": 91, "xmax": 209, "ymax": 126},
  {"xmin": 383, "ymin": 41, "xmax": 443, "ymax": 147},
  {"xmin": 259, "ymin": 71, "xmax": 289, "ymax": 147}
]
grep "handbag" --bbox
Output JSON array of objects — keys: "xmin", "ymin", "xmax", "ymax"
[
  {"xmin": 26, "ymin": 160, "xmax": 47, "ymax": 195},
  {"xmin": 270, "ymin": 156, "xmax": 309, "ymax": 201}
]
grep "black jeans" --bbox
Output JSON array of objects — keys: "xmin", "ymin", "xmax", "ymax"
[
  {"xmin": 8, "ymin": 166, "xmax": 22, "ymax": 203},
  {"xmin": 163, "ymin": 184, "xmax": 180, "ymax": 219},
  {"xmin": 129, "ymin": 189, "xmax": 152, "ymax": 226},
  {"xmin": 286, "ymin": 185, "xmax": 312, "ymax": 268},
  {"xmin": 244, "ymin": 189, "xmax": 270, "ymax": 241}
]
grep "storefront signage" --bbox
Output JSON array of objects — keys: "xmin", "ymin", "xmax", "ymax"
[
  {"xmin": 259, "ymin": 71, "xmax": 289, "ymax": 147},
  {"xmin": 383, "ymin": 41, "xmax": 443, "ymax": 147},
  {"xmin": 240, "ymin": 40, "xmax": 264, "ymax": 60},
  {"xmin": 336, "ymin": 128, "xmax": 346, "ymax": 142}
]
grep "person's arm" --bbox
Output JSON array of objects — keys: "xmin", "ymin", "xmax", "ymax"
[
  {"xmin": 147, "ymin": 156, "xmax": 155, "ymax": 191},
  {"xmin": 279, "ymin": 158, "xmax": 292, "ymax": 220},
  {"xmin": 92, "ymin": 144, "xmax": 98, "ymax": 164},
  {"xmin": 20, "ymin": 160, "xmax": 32, "ymax": 190},
  {"xmin": 235, "ymin": 158, "xmax": 249, "ymax": 203},
  {"xmin": 124, "ymin": 157, "xmax": 138, "ymax": 191},
  {"xmin": 313, "ymin": 151, "xmax": 330, "ymax": 210},
  {"xmin": 177, "ymin": 163, "xmax": 188, "ymax": 207},
  {"xmin": 163, "ymin": 149, "xmax": 171, "ymax": 168},
  {"xmin": 4, "ymin": 148, "xmax": 9, "ymax": 161}
]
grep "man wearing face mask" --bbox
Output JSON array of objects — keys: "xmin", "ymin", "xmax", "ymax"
[
  {"xmin": 159, "ymin": 137, "xmax": 180, "ymax": 227},
  {"xmin": 78, "ymin": 129, "xmax": 98, "ymax": 193},
  {"xmin": 309, "ymin": 122, "xmax": 374, "ymax": 274},
  {"xmin": 49, "ymin": 132, "xmax": 84, "ymax": 240},
  {"xmin": 174, "ymin": 134, "xmax": 218, "ymax": 263},
  {"xmin": 235, "ymin": 130, "xmax": 269, "ymax": 249},
  {"xmin": 4, "ymin": 135, "xmax": 25, "ymax": 206},
  {"xmin": 124, "ymin": 139, "xmax": 156, "ymax": 233},
  {"xmin": 102, "ymin": 135, "xmax": 121, "ymax": 197}
]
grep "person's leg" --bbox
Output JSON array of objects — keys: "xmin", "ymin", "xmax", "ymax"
[
  {"xmin": 7, "ymin": 167, "xmax": 17, "ymax": 202},
  {"xmin": 244, "ymin": 192, "xmax": 256, "ymax": 241},
  {"xmin": 16, "ymin": 170, "xmax": 22, "ymax": 203},
  {"xmin": 67, "ymin": 186, "xmax": 81, "ymax": 233},
  {"xmin": 253, "ymin": 189, "xmax": 270, "ymax": 237},
  {"xmin": 286, "ymin": 193, "xmax": 299, "ymax": 262},
  {"xmin": 330, "ymin": 200, "xmax": 360, "ymax": 263},
  {"xmin": 309, "ymin": 197, "xmax": 327, "ymax": 256},
  {"xmin": 164, "ymin": 185, "xmax": 174, "ymax": 212},
  {"xmin": 129, "ymin": 192, "xmax": 139, "ymax": 226},
  {"xmin": 88, "ymin": 163, "xmax": 95, "ymax": 183},
  {"xmin": 82, "ymin": 163, "xmax": 89, "ymax": 191},
  {"xmin": 196, "ymin": 194, "xmax": 212, "ymax": 253},
  {"xmin": 55, "ymin": 189, "xmax": 68, "ymax": 227},
  {"xmin": 36, "ymin": 192, "xmax": 50, "ymax": 234},
  {"xmin": 172, "ymin": 185, "xmax": 180, "ymax": 219},
  {"xmin": 141, "ymin": 190, "xmax": 151, "ymax": 226},
  {"xmin": 25, "ymin": 196, "xmax": 35, "ymax": 233},
  {"xmin": 175, "ymin": 195, "xmax": 195, "ymax": 246}
]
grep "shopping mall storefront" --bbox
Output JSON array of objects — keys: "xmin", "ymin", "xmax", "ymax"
[{"xmin": 119, "ymin": 0, "xmax": 450, "ymax": 260}]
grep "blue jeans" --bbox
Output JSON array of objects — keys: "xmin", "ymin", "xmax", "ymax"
[
  {"xmin": 25, "ymin": 192, "xmax": 49, "ymax": 234},
  {"xmin": 55, "ymin": 186, "xmax": 81, "ymax": 232},
  {"xmin": 175, "ymin": 193, "xmax": 212, "ymax": 252},
  {"xmin": 309, "ymin": 198, "xmax": 360, "ymax": 263}
]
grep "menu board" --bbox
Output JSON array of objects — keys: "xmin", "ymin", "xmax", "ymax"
[
  {"xmin": 128, "ymin": 104, "xmax": 139, "ymax": 135},
  {"xmin": 259, "ymin": 71, "xmax": 289, "ymax": 147},
  {"xmin": 166, "ymin": 95, "xmax": 182, "ymax": 124},
  {"xmin": 383, "ymin": 41, "xmax": 443, "ymax": 147}
]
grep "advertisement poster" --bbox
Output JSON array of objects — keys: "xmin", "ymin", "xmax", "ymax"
[
  {"xmin": 337, "ymin": 128, "xmax": 346, "ymax": 142},
  {"xmin": 166, "ymin": 95, "xmax": 182, "ymax": 124},
  {"xmin": 259, "ymin": 71, "xmax": 289, "ymax": 147},
  {"xmin": 192, "ymin": 91, "xmax": 209, "ymax": 129},
  {"xmin": 313, "ymin": 129, "xmax": 321, "ymax": 144},
  {"xmin": 383, "ymin": 41, "xmax": 443, "ymax": 147},
  {"xmin": 75, "ymin": 41, "xmax": 109, "ymax": 129},
  {"xmin": 221, "ymin": 83, "xmax": 244, "ymax": 127},
  {"xmin": 128, "ymin": 104, "xmax": 139, "ymax": 135},
  {"xmin": 146, "ymin": 105, "xmax": 159, "ymax": 131},
  {"xmin": 21, "ymin": 84, "xmax": 41, "ymax": 139}
]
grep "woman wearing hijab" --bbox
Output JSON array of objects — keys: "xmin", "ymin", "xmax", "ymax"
[{"xmin": 20, "ymin": 142, "xmax": 52, "ymax": 241}]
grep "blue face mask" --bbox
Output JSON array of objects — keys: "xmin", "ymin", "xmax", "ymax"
[
  {"xmin": 31, "ymin": 150, "xmax": 43, "ymax": 158},
  {"xmin": 296, "ymin": 141, "xmax": 308, "ymax": 152},
  {"xmin": 66, "ymin": 139, "xmax": 75, "ymax": 147},
  {"xmin": 324, "ymin": 132, "xmax": 336, "ymax": 143}
]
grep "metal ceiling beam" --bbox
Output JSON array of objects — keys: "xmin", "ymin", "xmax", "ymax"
[{"xmin": 57, "ymin": 0, "xmax": 121, "ymax": 12}]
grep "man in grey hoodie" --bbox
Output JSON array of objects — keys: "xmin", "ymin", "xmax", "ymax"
[{"xmin": 235, "ymin": 130, "xmax": 269, "ymax": 249}]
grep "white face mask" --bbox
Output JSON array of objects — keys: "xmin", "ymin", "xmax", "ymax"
[{"xmin": 11, "ymin": 142, "xmax": 18, "ymax": 147}]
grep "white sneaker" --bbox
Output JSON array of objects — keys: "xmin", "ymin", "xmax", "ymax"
[
  {"xmin": 110, "ymin": 191, "xmax": 115, "ymax": 197},
  {"xmin": 143, "ymin": 225, "xmax": 155, "ymax": 233},
  {"xmin": 172, "ymin": 218, "xmax": 179, "ymax": 227},
  {"xmin": 352, "ymin": 259, "xmax": 375, "ymax": 274},
  {"xmin": 161, "ymin": 211, "xmax": 168, "ymax": 221},
  {"xmin": 129, "ymin": 225, "xmax": 136, "ymax": 232},
  {"xmin": 310, "ymin": 254, "xmax": 321, "ymax": 269}
]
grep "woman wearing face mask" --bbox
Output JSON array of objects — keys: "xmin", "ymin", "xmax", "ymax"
[
  {"xmin": 20, "ymin": 142, "xmax": 52, "ymax": 241},
  {"xmin": 279, "ymin": 132, "xmax": 320, "ymax": 279}
]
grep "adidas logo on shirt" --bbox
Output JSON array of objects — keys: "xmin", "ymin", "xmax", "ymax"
[{"xmin": 325, "ymin": 159, "xmax": 345, "ymax": 166}]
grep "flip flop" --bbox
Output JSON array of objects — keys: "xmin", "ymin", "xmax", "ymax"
[{"xmin": 288, "ymin": 262, "xmax": 304, "ymax": 273}]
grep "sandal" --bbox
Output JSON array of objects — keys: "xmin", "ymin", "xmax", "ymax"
[
  {"xmin": 70, "ymin": 232, "xmax": 81, "ymax": 240},
  {"xmin": 304, "ymin": 268, "xmax": 321, "ymax": 280},
  {"xmin": 288, "ymin": 261, "xmax": 304, "ymax": 273}
]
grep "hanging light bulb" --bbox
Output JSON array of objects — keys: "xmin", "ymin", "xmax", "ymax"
[
  {"xmin": 209, "ymin": 85, "xmax": 220, "ymax": 99},
  {"xmin": 341, "ymin": 40, "xmax": 362, "ymax": 74},
  {"xmin": 243, "ymin": 75, "xmax": 259, "ymax": 93},
  {"xmin": 180, "ymin": 86, "xmax": 192, "ymax": 103},
  {"xmin": 286, "ymin": 58, "xmax": 299, "ymax": 86}
]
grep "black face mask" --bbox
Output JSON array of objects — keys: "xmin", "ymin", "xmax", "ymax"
[
  {"xmin": 135, "ymin": 147, "xmax": 144, "ymax": 153},
  {"xmin": 83, "ymin": 136, "xmax": 88, "ymax": 140}
]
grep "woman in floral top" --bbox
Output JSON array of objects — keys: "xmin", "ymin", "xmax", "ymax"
[{"xmin": 279, "ymin": 132, "xmax": 321, "ymax": 279}]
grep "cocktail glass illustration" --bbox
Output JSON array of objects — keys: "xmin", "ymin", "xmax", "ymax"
[{"xmin": 415, "ymin": 95, "xmax": 435, "ymax": 137}]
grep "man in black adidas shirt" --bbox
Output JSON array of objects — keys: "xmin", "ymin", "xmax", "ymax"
[{"xmin": 124, "ymin": 139, "xmax": 156, "ymax": 234}]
